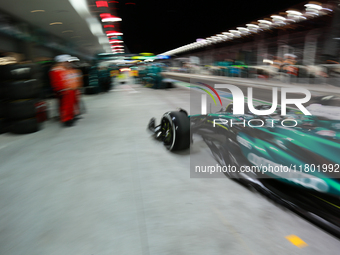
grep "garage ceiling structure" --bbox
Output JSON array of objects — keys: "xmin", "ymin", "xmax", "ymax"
[
  {"xmin": 0, "ymin": 0, "xmax": 115, "ymax": 58},
  {"xmin": 0, "ymin": 0, "xmax": 314, "ymax": 57}
]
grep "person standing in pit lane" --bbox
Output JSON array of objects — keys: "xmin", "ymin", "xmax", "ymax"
[
  {"xmin": 49, "ymin": 54, "xmax": 77, "ymax": 127},
  {"xmin": 67, "ymin": 59, "xmax": 84, "ymax": 119}
]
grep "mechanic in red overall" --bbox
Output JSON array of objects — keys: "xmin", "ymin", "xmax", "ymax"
[
  {"xmin": 49, "ymin": 54, "xmax": 76, "ymax": 127},
  {"xmin": 68, "ymin": 66, "xmax": 83, "ymax": 118}
]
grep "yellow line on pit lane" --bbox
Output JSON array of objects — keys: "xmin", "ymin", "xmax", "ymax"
[{"xmin": 285, "ymin": 235, "xmax": 308, "ymax": 248}]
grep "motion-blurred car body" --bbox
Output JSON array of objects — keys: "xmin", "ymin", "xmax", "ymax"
[{"xmin": 148, "ymin": 96, "xmax": 340, "ymax": 236}]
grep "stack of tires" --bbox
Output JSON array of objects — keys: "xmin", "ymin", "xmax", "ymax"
[
  {"xmin": 0, "ymin": 63, "xmax": 44, "ymax": 134},
  {"xmin": 85, "ymin": 66, "xmax": 100, "ymax": 94}
]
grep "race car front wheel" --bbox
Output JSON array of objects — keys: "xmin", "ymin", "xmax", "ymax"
[{"xmin": 161, "ymin": 111, "xmax": 190, "ymax": 151}]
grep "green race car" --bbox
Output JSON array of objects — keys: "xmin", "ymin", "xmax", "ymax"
[{"xmin": 148, "ymin": 96, "xmax": 340, "ymax": 236}]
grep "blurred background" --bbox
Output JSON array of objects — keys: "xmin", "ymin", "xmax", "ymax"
[{"xmin": 1, "ymin": 0, "xmax": 340, "ymax": 255}]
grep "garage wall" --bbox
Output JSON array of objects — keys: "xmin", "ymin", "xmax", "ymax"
[
  {"xmin": 0, "ymin": 34, "xmax": 19, "ymax": 52},
  {"xmin": 33, "ymin": 45, "xmax": 56, "ymax": 59}
]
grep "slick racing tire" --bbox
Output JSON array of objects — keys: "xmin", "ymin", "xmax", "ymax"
[
  {"xmin": 5, "ymin": 79, "xmax": 40, "ymax": 100},
  {"xmin": 0, "ymin": 63, "xmax": 39, "ymax": 81},
  {"xmin": 161, "ymin": 111, "xmax": 190, "ymax": 151},
  {"xmin": 10, "ymin": 118, "xmax": 40, "ymax": 134},
  {"xmin": 161, "ymin": 81, "xmax": 173, "ymax": 89},
  {"xmin": 7, "ymin": 99, "xmax": 37, "ymax": 120}
]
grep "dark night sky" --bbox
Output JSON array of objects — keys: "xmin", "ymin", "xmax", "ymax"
[{"xmin": 116, "ymin": 0, "xmax": 308, "ymax": 54}]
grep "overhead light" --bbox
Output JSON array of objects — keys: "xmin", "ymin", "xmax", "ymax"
[
  {"xmin": 258, "ymin": 20, "xmax": 272, "ymax": 25},
  {"xmin": 62, "ymin": 30, "xmax": 73, "ymax": 33},
  {"xmin": 104, "ymin": 25, "xmax": 115, "ymax": 28},
  {"xmin": 109, "ymin": 40, "xmax": 123, "ymax": 43},
  {"xmin": 229, "ymin": 30, "xmax": 241, "ymax": 37},
  {"xmin": 96, "ymin": 1, "xmax": 108, "ymax": 7},
  {"xmin": 111, "ymin": 45, "xmax": 124, "ymax": 48},
  {"xmin": 106, "ymin": 31, "xmax": 123, "ymax": 36},
  {"xmin": 237, "ymin": 27, "xmax": 249, "ymax": 31},
  {"xmin": 100, "ymin": 13, "xmax": 122, "ymax": 22},
  {"xmin": 271, "ymin": 15, "xmax": 286, "ymax": 20},
  {"xmin": 50, "ymin": 22, "xmax": 63, "ymax": 25},
  {"xmin": 102, "ymin": 17, "xmax": 121, "ymax": 22},
  {"xmin": 305, "ymin": 4, "xmax": 322, "ymax": 10},
  {"xmin": 102, "ymin": 16, "xmax": 122, "ymax": 22},
  {"xmin": 31, "ymin": 10, "xmax": 45, "ymax": 13},
  {"xmin": 246, "ymin": 24, "xmax": 259, "ymax": 28},
  {"xmin": 246, "ymin": 24, "xmax": 260, "ymax": 32},
  {"xmin": 305, "ymin": 6, "xmax": 320, "ymax": 16},
  {"xmin": 286, "ymin": 10, "xmax": 302, "ymax": 16}
]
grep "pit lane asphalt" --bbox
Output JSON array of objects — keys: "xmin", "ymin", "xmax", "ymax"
[{"xmin": 0, "ymin": 76, "xmax": 339, "ymax": 255}]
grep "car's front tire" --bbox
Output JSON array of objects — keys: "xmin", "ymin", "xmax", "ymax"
[{"xmin": 161, "ymin": 111, "xmax": 190, "ymax": 151}]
